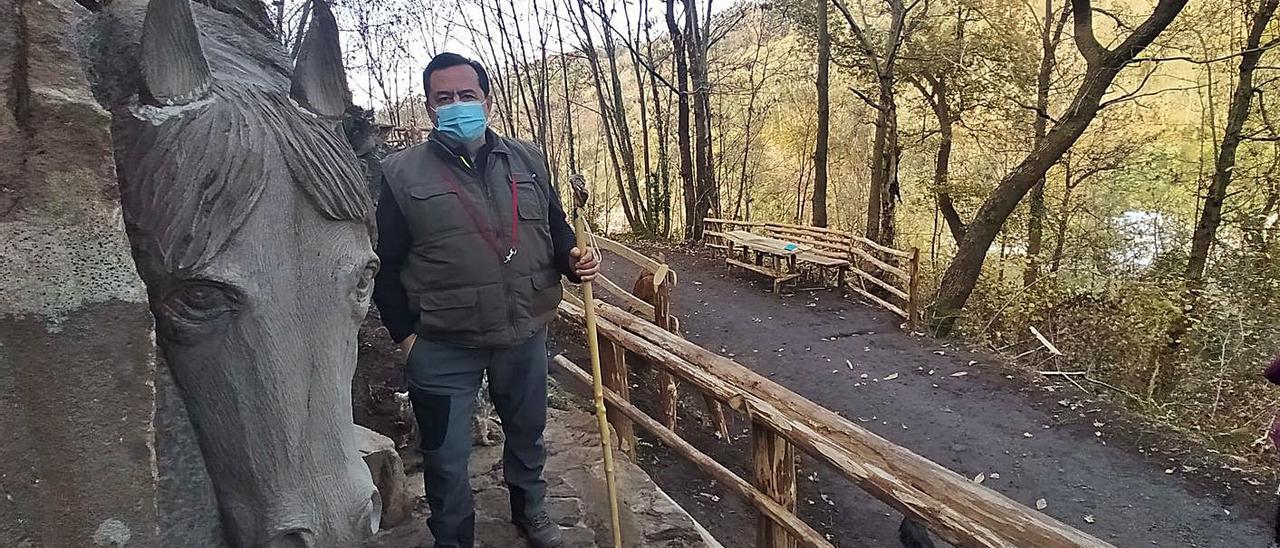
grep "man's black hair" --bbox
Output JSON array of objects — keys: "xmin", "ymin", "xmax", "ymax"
[{"xmin": 422, "ymin": 53, "xmax": 490, "ymax": 98}]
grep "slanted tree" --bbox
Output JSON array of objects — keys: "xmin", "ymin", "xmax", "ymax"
[{"xmin": 927, "ymin": 0, "xmax": 1191, "ymax": 335}]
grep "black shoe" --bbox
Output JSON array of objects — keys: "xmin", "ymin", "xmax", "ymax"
[{"xmin": 513, "ymin": 512, "xmax": 563, "ymax": 548}]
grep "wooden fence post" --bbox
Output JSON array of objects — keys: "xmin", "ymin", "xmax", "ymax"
[
  {"xmin": 907, "ymin": 247, "xmax": 921, "ymax": 329},
  {"xmin": 752, "ymin": 421, "xmax": 797, "ymax": 548},
  {"xmin": 598, "ymin": 335, "xmax": 636, "ymax": 457}
]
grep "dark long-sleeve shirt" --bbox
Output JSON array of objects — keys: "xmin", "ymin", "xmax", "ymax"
[{"xmin": 372, "ymin": 138, "xmax": 579, "ymax": 343}]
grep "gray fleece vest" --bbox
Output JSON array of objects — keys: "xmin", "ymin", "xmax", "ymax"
[{"xmin": 382, "ymin": 134, "xmax": 561, "ymax": 348}]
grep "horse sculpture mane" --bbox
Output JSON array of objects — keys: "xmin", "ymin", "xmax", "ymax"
[{"xmin": 121, "ymin": 81, "xmax": 369, "ymax": 272}]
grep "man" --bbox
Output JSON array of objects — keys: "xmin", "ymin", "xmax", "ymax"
[{"xmin": 372, "ymin": 52, "xmax": 599, "ymax": 548}]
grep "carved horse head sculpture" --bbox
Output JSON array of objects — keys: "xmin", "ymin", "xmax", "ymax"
[{"xmin": 108, "ymin": 0, "xmax": 380, "ymax": 545}]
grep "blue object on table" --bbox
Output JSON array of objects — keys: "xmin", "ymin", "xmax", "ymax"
[{"xmin": 784, "ymin": 243, "xmax": 798, "ymax": 251}]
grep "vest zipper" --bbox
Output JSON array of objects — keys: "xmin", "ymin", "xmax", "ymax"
[{"xmin": 473, "ymin": 154, "xmax": 518, "ymax": 333}]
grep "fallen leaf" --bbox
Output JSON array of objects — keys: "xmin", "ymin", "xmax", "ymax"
[
  {"xmin": 884, "ymin": 373, "xmax": 900, "ymax": 381},
  {"xmin": 1036, "ymin": 498, "xmax": 1048, "ymax": 510},
  {"xmin": 973, "ymin": 473, "xmax": 986, "ymax": 484}
]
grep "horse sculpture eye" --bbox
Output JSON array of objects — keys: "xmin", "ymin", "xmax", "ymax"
[
  {"xmin": 355, "ymin": 259, "xmax": 379, "ymax": 299},
  {"xmin": 161, "ymin": 282, "xmax": 238, "ymax": 325}
]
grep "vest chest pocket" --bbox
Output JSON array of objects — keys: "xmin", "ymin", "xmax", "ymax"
[
  {"xmin": 406, "ymin": 187, "xmax": 468, "ymax": 238},
  {"xmin": 515, "ymin": 178, "xmax": 545, "ymax": 221}
]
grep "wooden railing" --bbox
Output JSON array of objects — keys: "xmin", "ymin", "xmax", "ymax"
[
  {"xmin": 562, "ymin": 236, "xmax": 730, "ymax": 455},
  {"xmin": 703, "ymin": 218, "xmax": 921, "ymax": 328},
  {"xmin": 554, "ymin": 298, "xmax": 1114, "ymax": 548}
]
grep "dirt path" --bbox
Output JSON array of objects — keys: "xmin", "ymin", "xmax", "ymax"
[{"xmin": 551, "ymin": 245, "xmax": 1276, "ymax": 547}]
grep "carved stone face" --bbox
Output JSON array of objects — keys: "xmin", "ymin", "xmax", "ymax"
[
  {"xmin": 143, "ymin": 171, "xmax": 380, "ymax": 547},
  {"xmin": 105, "ymin": 0, "xmax": 382, "ymax": 545}
]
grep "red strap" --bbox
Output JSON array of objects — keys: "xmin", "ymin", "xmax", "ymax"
[{"xmin": 436, "ymin": 163, "xmax": 520, "ymax": 263}]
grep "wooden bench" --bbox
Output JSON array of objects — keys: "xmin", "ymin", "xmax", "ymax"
[
  {"xmin": 761, "ymin": 224, "xmax": 851, "ymax": 287},
  {"xmin": 702, "ymin": 218, "xmax": 923, "ymax": 327}
]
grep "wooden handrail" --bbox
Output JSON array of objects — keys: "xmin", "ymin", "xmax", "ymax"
[
  {"xmin": 592, "ymin": 234, "xmax": 677, "ymax": 286},
  {"xmin": 850, "ymin": 246, "xmax": 909, "ymax": 280},
  {"xmin": 552, "ymin": 355, "xmax": 834, "ymax": 548},
  {"xmin": 558, "ymin": 299, "xmax": 1113, "ymax": 548},
  {"xmin": 853, "ymin": 235, "xmax": 914, "ymax": 259}
]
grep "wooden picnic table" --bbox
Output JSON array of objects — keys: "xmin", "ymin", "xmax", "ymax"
[{"xmin": 722, "ymin": 230, "xmax": 809, "ymax": 293}]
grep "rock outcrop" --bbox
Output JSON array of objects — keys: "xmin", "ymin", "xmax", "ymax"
[{"xmin": 0, "ymin": 0, "xmax": 158, "ymax": 545}]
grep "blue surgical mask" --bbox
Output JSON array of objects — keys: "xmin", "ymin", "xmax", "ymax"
[{"xmin": 434, "ymin": 101, "xmax": 488, "ymax": 142}]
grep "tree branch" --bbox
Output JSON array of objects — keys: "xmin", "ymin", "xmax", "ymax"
[
  {"xmin": 830, "ymin": 0, "xmax": 884, "ymax": 74},
  {"xmin": 1070, "ymin": 0, "xmax": 1105, "ymax": 64},
  {"xmin": 1130, "ymin": 42, "xmax": 1280, "ymax": 65},
  {"xmin": 848, "ymin": 86, "xmax": 883, "ymax": 110}
]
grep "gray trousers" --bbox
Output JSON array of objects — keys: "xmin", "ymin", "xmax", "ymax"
[{"xmin": 406, "ymin": 328, "xmax": 549, "ymax": 548}]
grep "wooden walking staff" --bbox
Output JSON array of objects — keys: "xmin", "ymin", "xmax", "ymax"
[{"xmin": 568, "ymin": 174, "xmax": 624, "ymax": 548}]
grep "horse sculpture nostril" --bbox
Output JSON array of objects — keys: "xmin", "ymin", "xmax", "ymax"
[{"xmin": 263, "ymin": 531, "xmax": 310, "ymax": 548}]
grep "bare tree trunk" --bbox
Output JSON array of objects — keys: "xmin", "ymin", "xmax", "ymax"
[
  {"xmin": 831, "ymin": 0, "xmax": 911, "ymax": 246},
  {"xmin": 928, "ymin": 0, "xmax": 1189, "ymax": 335},
  {"xmin": 915, "ymin": 75, "xmax": 965, "ymax": 243},
  {"xmin": 595, "ymin": 0, "xmax": 649, "ymax": 234},
  {"xmin": 684, "ymin": 0, "xmax": 716, "ymax": 240},
  {"xmin": 1153, "ymin": 0, "xmax": 1278, "ymax": 397},
  {"xmin": 811, "ymin": 0, "xmax": 830, "ymax": 227},
  {"xmin": 493, "ymin": 0, "xmax": 536, "ymax": 139},
  {"xmin": 571, "ymin": 0, "xmax": 639, "ymax": 231},
  {"xmin": 666, "ymin": 0, "xmax": 696, "ymax": 240},
  {"xmin": 554, "ymin": 0, "xmax": 577, "ymax": 174},
  {"xmin": 645, "ymin": 7, "xmax": 674, "ymax": 237},
  {"xmin": 627, "ymin": 0, "xmax": 656, "ymax": 233},
  {"xmin": 1025, "ymin": 0, "xmax": 1070, "ymax": 287},
  {"xmin": 476, "ymin": 11, "xmax": 516, "ymax": 135},
  {"xmin": 1050, "ymin": 154, "xmax": 1074, "ymax": 273}
]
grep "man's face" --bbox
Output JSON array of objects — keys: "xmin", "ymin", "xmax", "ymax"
[{"xmin": 426, "ymin": 64, "xmax": 492, "ymax": 125}]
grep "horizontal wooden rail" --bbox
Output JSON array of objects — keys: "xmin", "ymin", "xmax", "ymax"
[
  {"xmin": 704, "ymin": 217, "xmax": 766, "ymax": 227},
  {"xmin": 850, "ymin": 246, "xmax": 909, "ymax": 280},
  {"xmin": 594, "ymin": 274, "xmax": 656, "ymax": 321},
  {"xmin": 591, "ymin": 234, "xmax": 676, "ymax": 286},
  {"xmin": 850, "ymin": 265, "xmax": 910, "ymax": 302},
  {"xmin": 558, "ymin": 299, "xmax": 1113, "ymax": 548},
  {"xmin": 853, "ymin": 235, "xmax": 914, "ymax": 259},
  {"xmin": 551, "ymin": 355, "xmax": 834, "ymax": 548},
  {"xmin": 848, "ymin": 282, "xmax": 908, "ymax": 319}
]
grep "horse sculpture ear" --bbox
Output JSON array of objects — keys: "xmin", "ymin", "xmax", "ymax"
[
  {"xmin": 141, "ymin": 0, "xmax": 212, "ymax": 106},
  {"xmin": 291, "ymin": 0, "xmax": 351, "ymax": 118}
]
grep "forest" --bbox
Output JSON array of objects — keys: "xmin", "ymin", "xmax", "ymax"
[{"xmin": 272, "ymin": 0, "xmax": 1280, "ymax": 462}]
